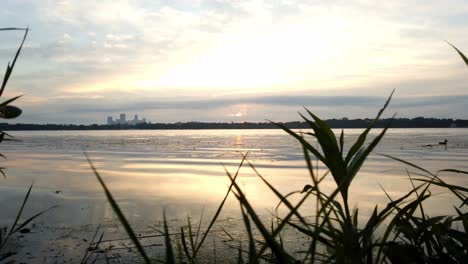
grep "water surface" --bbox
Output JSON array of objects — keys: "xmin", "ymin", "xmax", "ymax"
[{"xmin": 1, "ymin": 128, "xmax": 467, "ymax": 262}]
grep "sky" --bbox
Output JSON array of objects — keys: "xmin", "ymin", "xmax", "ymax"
[{"xmin": 1, "ymin": 0, "xmax": 468, "ymax": 124}]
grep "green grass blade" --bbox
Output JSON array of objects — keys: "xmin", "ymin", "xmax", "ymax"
[
  {"xmin": 164, "ymin": 209, "xmax": 175, "ymax": 264},
  {"xmin": 246, "ymin": 159, "xmax": 312, "ymax": 231},
  {"xmin": 0, "ymin": 28, "xmax": 28, "ymax": 97},
  {"xmin": 80, "ymin": 224, "xmax": 101, "ymax": 264},
  {"xmin": 226, "ymin": 168, "xmax": 294, "ymax": 263},
  {"xmin": 237, "ymin": 241, "xmax": 243, "ymax": 264},
  {"xmin": 347, "ymin": 117, "xmax": 394, "ymax": 184},
  {"xmin": 345, "ymin": 89, "xmax": 394, "ymax": 164},
  {"xmin": 239, "ymin": 203, "xmax": 257, "ymax": 264},
  {"xmin": 447, "ymin": 42, "xmax": 468, "ymax": 67},
  {"xmin": 0, "ymin": 28, "xmax": 29, "ymax": 31},
  {"xmin": 186, "ymin": 216, "xmax": 196, "ymax": 255},
  {"xmin": 412, "ymin": 179, "xmax": 468, "ymax": 193},
  {"xmin": 11, "ymin": 205, "xmax": 57, "ymax": 234},
  {"xmin": 302, "ymin": 109, "xmax": 338, "ymax": 146},
  {"xmin": 380, "ymin": 153, "xmax": 434, "ymax": 177},
  {"xmin": 339, "ymin": 129, "xmax": 344, "ymax": 154},
  {"xmin": 7, "ymin": 183, "xmax": 32, "ymax": 236},
  {"xmin": 0, "ymin": 95, "xmax": 22, "ymax": 107},
  {"xmin": 255, "ymin": 190, "xmax": 312, "ymax": 261},
  {"xmin": 85, "ymin": 153, "xmax": 151, "ymax": 264},
  {"xmin": 194, "ymin": 208, "xmax": 204, "ymax": 248},
  {"xmin": 193, "ymin": 152, "xmax": 248, "ymax": 256},
  {"xmin": 438, "ymin": 169, "xmax": 468, "ymax": 175},
  {"xmin": 271, "ymin": 121, "xmax": 326, "ymax": 163},
  {"xmin": 180, "ymin": 227, "xmax": 194, "ymax": 263}
]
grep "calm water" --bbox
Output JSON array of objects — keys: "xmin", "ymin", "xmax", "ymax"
[{"xmin": 1, "ymin": 128, "xmax": 467, "ymax": 262}]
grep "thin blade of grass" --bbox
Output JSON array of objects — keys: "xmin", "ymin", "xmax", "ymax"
[
  {"xmin": 246, "ymin": 159, "xmax": 312, "ymax": 231},
  {"xmin": 193, "ymin": 152, "xmax": 248, "ymax": 256},
  {"xmin": 226, "ymin": 167, "xmax": 293, "ymax": 263},
  {"xmin": 0, "ymin": 95, "xmax": 22, "ymax": 107},
  {"xmin": 0, "ymin": 28, "xmax": 28, "ymax": 96},
  {"xmin": 180, "ymin": 227, "xmax": 194, "ymax": 263},
  {"xmin": 380, "ymin": 153, "xmax": 434, "ymax": 176},
  {"xmin": 447, "ymin": 42, "xmax": 468, "ymax": 67},
  {"xmin": 11, "ymin": 205, "xmax": 57, "ymax": 234},
  {"xmin": 345, "ymin": 89, "xmax": 394, "ymax": 164},
  {"xmin": 163, "ymin": 209, "xmax": 175, "ymax": 264},
  {"xmin": 239, "ymin": 202, "xmax": 257, "ymax": 264},
  {"xmin": 194, "ymin": 208, "xmax": 204, "ymax": 248},
  {"xmin": 85, "ymin": 153, "xmax": 151, "ymax": 264},
  {"xmin": 7, "ymin": 183, "xmax": 33, "ymax": 236},
  {"xmin": 438, "ymin": 169, "xmax": 468, "ymax": 175},
  {"xmin": 80, "ymin": 224, "xmax": 101, "ymax": 264},
  {"xmin": 271, "ymin": 121, "xmax": 326, "ymax": 163}
]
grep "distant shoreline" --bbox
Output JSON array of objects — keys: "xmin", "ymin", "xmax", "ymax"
[{"xmin": 1, "ymin": 117, "xmax": 466, "ymax": 130}]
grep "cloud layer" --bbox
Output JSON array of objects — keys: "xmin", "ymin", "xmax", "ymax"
[{"xmin": 0, "ymin": 0, "xmax": 468, "ymax": 124}]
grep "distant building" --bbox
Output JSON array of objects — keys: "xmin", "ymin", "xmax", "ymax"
[
  {"xmin": 105, "ymin": 113, "xmax": 148, "ymax": 125},
  {"xmin": 120, "ymin": 113, "xmax": 126, "ymax": 125},
  {"xmin": 107, "ymin": 116, "xmax": 114, "ymax": 125}
]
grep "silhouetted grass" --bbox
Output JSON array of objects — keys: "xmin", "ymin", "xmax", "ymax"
[{"xmin": 0, "ymin": 28, "xmax": 57, "ymax": 260}]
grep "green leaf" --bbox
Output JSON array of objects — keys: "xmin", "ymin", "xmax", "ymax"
[{"xmin": 0, "ymin": 105, "xmax": 22, "ymax": 119}]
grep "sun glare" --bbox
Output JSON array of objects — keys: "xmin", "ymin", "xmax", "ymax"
[{"xmin": 138, "ymin": 17, "xmax": 349, "ymax": 92}]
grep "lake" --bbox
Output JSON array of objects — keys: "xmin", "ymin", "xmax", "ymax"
[{"xmin": 1, "ymin": 128, "xmax": 467, "ymax": 262}]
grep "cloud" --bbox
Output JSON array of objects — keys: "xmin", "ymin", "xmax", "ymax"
[{"xmin": 1, "ymin": 0, "xmax": 468, "ymax": 123}]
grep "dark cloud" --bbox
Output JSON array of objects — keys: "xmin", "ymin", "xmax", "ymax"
[{"xmin": 32, "ymin": 93, "xmax": 468, "ymax": 113}]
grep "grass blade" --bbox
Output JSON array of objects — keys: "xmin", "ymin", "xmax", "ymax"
[
  {"xmin": 447, "ymin": 42, "xmax": 468, "ymax": 67},
  {"xmin": 85, "ymin": 153, "xmax": 151, "ymax": 264},
  {"xmin": 194, "ymin": 152, "xmax": 248, "ymax": 256},
  {"xmin": 0, "ymin": 28, "xmax": 28, "ymax": 97},
  {"xmin": 163, "ymin": 209, "xmax": 175, "ymax": 264},
  {"xmin": 345, "ymin": 89, "xmax": 394, "ymax": 164}
]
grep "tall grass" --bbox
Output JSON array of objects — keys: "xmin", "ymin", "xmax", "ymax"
[
  {"xmin": 88, "ymin": 43, "xmax": 468, "ymax": 263},
  {"xmin": 0, "ymin": 27, "xmax": 56, "ymax": 260}
]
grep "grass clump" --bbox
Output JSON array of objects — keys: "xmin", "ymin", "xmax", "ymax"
[{"xmin": 0, "ymin": 27, "xmax": 56, "ymax": 261}]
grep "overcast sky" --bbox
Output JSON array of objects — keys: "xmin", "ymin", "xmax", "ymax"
[{"xmin": 1, "ymin": 0, "xmax": 468, "ymax": 124}]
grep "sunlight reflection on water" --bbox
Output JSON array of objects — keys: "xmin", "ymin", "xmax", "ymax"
[{"xmin": 1, "ymin": 128, "xmax": 468, "ymax": 226}]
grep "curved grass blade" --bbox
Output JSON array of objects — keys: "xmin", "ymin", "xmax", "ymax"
[
  {"xmin": 347, "ymin": 116, "xmax": 394, "ymax": 185},
  {"xmin": 447, "ymin": 42, "xmax": 468, "ymax": 67},
  {"xmin": 11, "ymin": 205, "xmax": 57, "ymax": 234},
  {"xmin": 438, "ymin": 169, "xmax": 468, "ymax": 175},
  {"xmin": 85, "ymin": 152, "xmax": 151, "ymax": 264},
  {"xmin": 239, "ymin": 202, "xmax": 257, "ymax": 264},
  {"xmin": 0, "ymin": 28, "xmax": 28, "ymax": 97},
  {"xmin": 379, "ymin": 153, "xmax": 434, "ymax": 177},
  {"xmin": 271, "ymin": 121, "xmax": 326, "ymax": 163},
  {"xmin": 226, "ymin": 168, "xmax": 294, "ymax": 263},
  {"xmin": 345, "ymin": 89, "xmax": 394, "ymax": 164},
  {"xmin": 193, "ymin": 152, "xmax": 248, "ymax": 256},
  {"xmin": 163, "ymin": 209, "xmax": 175, "ymax": 264},
  {"xmin": 180, "ymin": 227, "xmax": 194, "ymax": 264},
  {"xmin": 0, "ymin": 95, "xmax": 22, "ymax": 107}
]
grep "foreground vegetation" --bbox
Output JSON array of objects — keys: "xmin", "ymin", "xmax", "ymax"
[
  {"xmin": 82, "ymin": 45, "xmax": 468, "ymax": 263},
  {"xmin": 0, "ymin": 28, "xmax": 467, "ymax": 263}
]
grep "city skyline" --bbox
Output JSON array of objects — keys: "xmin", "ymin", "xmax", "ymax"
[{"xmin": 106, "ymin": 113, "xmax": 147, "ymax": 125}]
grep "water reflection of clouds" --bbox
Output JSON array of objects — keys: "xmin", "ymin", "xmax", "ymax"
[{"xmin": 1, "ymin": 129, "xmax": 468, "ymax": 226}]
